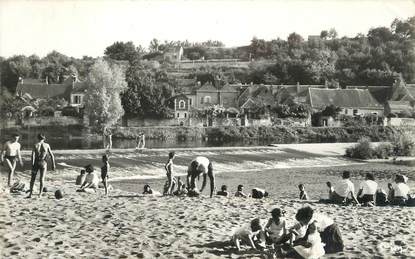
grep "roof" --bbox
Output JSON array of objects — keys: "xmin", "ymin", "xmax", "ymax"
[
  {"xmin": 197, "ymin": 82, "xmax": 218, "ymax": 92},
  {"xmin": 387, "ymin": 101, "xmax": 413, "ymax": 111},
  {"xmin": 220, "ymin": 84, "xmax": 238, "ymax": 92},
  {"xmin": 16, "ymin": 82, "xmax": 72, "ymax": 99},
  {"xmin": 308, "ymin": 88, "xmax": 383, "ymax": 109}
]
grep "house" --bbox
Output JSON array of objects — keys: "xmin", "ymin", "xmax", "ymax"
[
  {"xmin": 15, "ymin": 75, "xmax": 87, "ymax": 108},
  {"xmin": 385, "ymin": 101, "xmax": 414, "ymax": 117},
  {"xmin": 308, "ymin": 88, "xmax": 384, "ymax": 116},
  {"xmin": 173, "ymin": 94, "xmax": 191, "ymax": 121}
]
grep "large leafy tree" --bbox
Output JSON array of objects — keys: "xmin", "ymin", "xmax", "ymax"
[
  {"xmin": 104, "ymin": 41, "xmax": 141, "ymax": 62},
  {"xmin": 84, "ymin": 58, "xmax": 127, "ymax": 134}
]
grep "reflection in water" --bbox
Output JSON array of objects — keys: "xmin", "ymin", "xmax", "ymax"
[{"xmin": 1, "ymin": 126, "xmax": 272, "ymax": 150}]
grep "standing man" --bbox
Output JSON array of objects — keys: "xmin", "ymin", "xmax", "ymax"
[
  {"xmin": 1, "ymin": 134, "xmax": 23, "ymax": 187},
  {"xmin": 27, "ymin": 134, "xmax": 55, "ymax": 198}
]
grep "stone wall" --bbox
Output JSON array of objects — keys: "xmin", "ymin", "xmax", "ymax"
[{"xmin": 22, "ymin": 116, "xmax": 82, "ymax": 127}]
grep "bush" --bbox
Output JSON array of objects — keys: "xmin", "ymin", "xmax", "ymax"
[
  {"xmin": 345, "ymin": 137, "xmax": 373, "ymax": 159},
  {"xmin": 391, "ymin": 133, "xmax": 415, "ymax": 156},
  {"xmin": 373, "ymin": 143, "xmax": 393, "ymax": 159}
]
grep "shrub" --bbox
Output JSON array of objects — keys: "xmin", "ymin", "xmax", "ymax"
[
  {"xmin": 345, "ymin": 137, "xmax": 373, "ymax": 159},
  {"xmin": 373, "ymin": 143, "xmax": 393, "ymax": 159},
  {"xmin": 391, "ymin": 133, "xmax": 415, "ymax": 156}
]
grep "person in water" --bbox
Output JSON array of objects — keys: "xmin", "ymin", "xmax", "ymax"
[
  {"xmin": 101, "ymin": 154, "xmax": 110, "ymax": 196},
  {"xmin": 1, "ymin": 133, "xmax": 23, "ymax": 187},
  {"xmin": 27, "ymin": 134, "xmax": 55, "ymax": 198}
]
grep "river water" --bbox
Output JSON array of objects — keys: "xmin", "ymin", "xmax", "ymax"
[{"xmin": 0, "ymin": 126, "xmax": 272, "ymax": 150}]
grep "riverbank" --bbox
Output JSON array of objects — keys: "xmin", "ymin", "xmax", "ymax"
[{"xmin": 1, "ymin": 162, "xmax": 414, "ymax": 258}]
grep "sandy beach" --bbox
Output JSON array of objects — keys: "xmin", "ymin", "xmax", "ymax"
[{"xmin": 1, "ymin": 143, "xmax": 414, "ymax": 258}]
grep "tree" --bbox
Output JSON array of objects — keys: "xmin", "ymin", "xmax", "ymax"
[
  {"xmin": 104, "ymin": 41, "xmax": 140, "ymax": 62},
  {"xmin": 287, "ymin": 33, "xmax": 304, "ymax": 48},
  {"xmin": 320, "ymin": 30, "xmax": 328, "ymax": 40},
  {"xmin": 84, "ymin": 58, "xmax": 127, "ymax": 135},
  {"xmin": 328, "ymin": 28, "xmax": 338, "ymax": 39},
  {"xmin": 149, "ymin": 38, "xmax": 160, "ymax": 53}
]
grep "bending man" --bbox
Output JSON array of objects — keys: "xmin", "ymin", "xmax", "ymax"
[{"xmin": 186, "ymin": 156, "xmax": 215, "ymax": 197}]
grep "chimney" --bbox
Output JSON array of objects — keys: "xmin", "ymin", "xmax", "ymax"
[{"xmin": 296, "ymin": 82, "xmax": 300, "ymax": 94}]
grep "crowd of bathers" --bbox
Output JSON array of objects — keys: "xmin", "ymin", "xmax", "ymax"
[{"xmin": 1, "ymin": 133, "xmax": 414, "ymax": 258}]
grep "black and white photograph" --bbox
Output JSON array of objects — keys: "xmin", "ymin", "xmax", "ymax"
[{"xmin": 0, "ymin": 0, "xmax": 414, "ymax": 258}]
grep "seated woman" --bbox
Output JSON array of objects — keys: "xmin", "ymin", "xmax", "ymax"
[
  {"xmin": 77, "ymin": 165, "xmax": 99, "ymax": 193},
  {"xmin": 294, "ymin": 206, "xmax": 344, "ymax": 254},
  {"xmin": 357, "ymin": 173, "xmax": 378, "ymax": 205},
  {"xmin": 390, "ymin": 174, "xmax": 411, "ymax": 206}
]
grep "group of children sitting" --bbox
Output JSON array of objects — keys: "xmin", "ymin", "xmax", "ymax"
[{"xmin": 232, "ymin": 206, "xmax": 337, "ymax": 259}]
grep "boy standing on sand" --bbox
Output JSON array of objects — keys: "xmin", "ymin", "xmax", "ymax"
[
  {"xmin": 1, "ymin": 134, "xmax": 23, "ymax": 187},
  {"xmin": 164, "ymin": 152, "xmax": 175, "ymax": 195},
  {"xmin": 27, "ymin": 134, "xmax": 55, "ymax": 198}
]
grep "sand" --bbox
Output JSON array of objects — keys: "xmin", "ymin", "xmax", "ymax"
[{"xmin": 1, "ymin": 144, "xmax": 414, "ymax": 258}]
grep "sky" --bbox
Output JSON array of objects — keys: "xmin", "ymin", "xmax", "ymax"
[{"xmin": 0, "ymin": 0, "xmax": 414, "ymax": 58}]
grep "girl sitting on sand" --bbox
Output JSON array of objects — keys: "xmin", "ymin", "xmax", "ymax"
[
  {"xmin": 232, "ymin": 218, "xmax": 266, "ymax": 251},
  {"xmin": 235, "ymin": 184, "xmax": 248, "ymax": 198},
  {"xmin": 264, "ymin": 208, "xmax": 287, "ymax": 247},
  {"xmin": 280, "ymin": 222, "xmax": 325, "ymax": 259},
  {"xmin": 299, "ymin": 184, "xmax": 308, "ymax": 200},
  {"xmin": 390, "ymin": 174, "xmax": 411, "ymax": 205},
  {"xmin": 101, "ymin": 155, "xmax": 110, "ymax": 196},
  {"xmin": 143, "ymin": 184, "xmax": 153, "ymax": 194}
]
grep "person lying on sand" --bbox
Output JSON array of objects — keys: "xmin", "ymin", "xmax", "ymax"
[
  {"xmin": 264, "ymin": 208, "xmax": 287, "ymax": 248},
  {"xmin": 251, "ymin": 188, "xmax": 269, "ymax": 199},
  {"xmin": 294, "ymin": 206, "xmax": 344, "ymax": 254},
  {"xmin": 76, "ymin": 170, "xmax": 86, "ymax": 186},
  {"xmin": 279, "ymin": 221, "xmax": 325, "ymax": 259},
  {"xmin": 77, "ymin": 165, "xmax": 99, "ymax": 193},
  {"xmin": 232, "ymin": 218, "xmax": 266, "ymax": 251},
  {"xmin": 390, "ymin": 174, "xmax": 411, "ymax": 206},
  {"xmin": 298, "ymin": 184, "xmax": 308, "ymax": 200},
  {"xmin": 331, "ymin": 171, "xmax": 360, "ymax": 205},
  {"xmin": 357, "ymin": 173, "xmax": 377, "ymax": 206},
  {"xmin": 235, "ymin": 184, "xmax": 248, "ymax": 198},
  {"xmin": 217, "ymin": 185, "xmax": 229, "ymax": 197}
]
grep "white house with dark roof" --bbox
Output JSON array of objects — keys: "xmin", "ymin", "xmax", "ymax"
[{"xmin": 307, "ymin": 88, "xmax": 384, "ymax": 117}]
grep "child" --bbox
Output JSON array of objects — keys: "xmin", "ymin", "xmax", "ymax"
[
  {"xmin": 76, "ymin": 169, "xmax": 86, "ymax": 186},
  {"xmin": 326, "ymin": 182, "xmax": 334, "ymax": 200},
  {"xmin": 282, "ymin": 222, "xmax": 325, "ymax": 259},
  {"xmin": 217, "ymin": 185, "xmax": 229, "ymax": 197},
  {"xmin": 174, "ymin": 183, "xmax": 188, "ymax": 196},
  {"xmin": 232, "ymin": 218, "xmax": 265, "ymax": 251},
  {"xmin": 265, "ymin": 208, "xmax": 287, "ymax": 246},
  {"xmin": 299, "ymin": 184, "xmax": 309, "ymax": 200},
  {"xmin": 101, "ymin": 154, "xmax": 110, "ymax": 196},
  {"xmin": 163, "ymin": 177, "xmax": 176, "ymax": 195},
  {"xmin": 235, "ymin": 184, "xmax": 248, "ymax": 198},
  {"xmin": 164, "ymin": 152, "xmax": 175, "ymax": 195},
  {"xmin": 252, "ymin": 188, "xmax": 269, "ymax": 199},
  {"xmin": 143, "ymin": 184, "xmax": 153, "ymax": 194}
]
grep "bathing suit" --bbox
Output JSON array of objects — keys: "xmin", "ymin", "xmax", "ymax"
[
  {"xmin": 5, "ymin": 155, "xmax": 16, "ymax": 163},
  {"xmin": 101, "ymin": 164, "xmax": 109, "ymax": 181},
  {"xmin": 32, "ymin": 143, "xmax": 48, "ymax": 173}
]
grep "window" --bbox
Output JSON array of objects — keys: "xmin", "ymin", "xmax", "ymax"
[
  {"xmin": 189, "ymin": 98, "xmax": 192, "ymax": 106},
  {"xmin": 344, "ymin": 109, "xmax": 348, "ymax": 115},
  {"xmin": 204, "ymin": 96, "xmax": 211, "ymax": 104},
  {"xmin": 179, "ymin": 100, "xmax": 185, "ymax": 109},
  {"xmin": 72, "ymin": 94, "xmax": 82, "ymax": 104},
  {"xmin": 200, "ymin": 97, "xmax": 204, "ymax": 104},
  {"xmin": 177, "ymin": 113, "xmax": 180, "ymax": 118},
  {"xmin": 353, "ymin": 109, "xmax": 358, "ymax": 115},
  {"xmin": 184, "ymin": 113, "xmax": 187, "ymax": 118}
]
